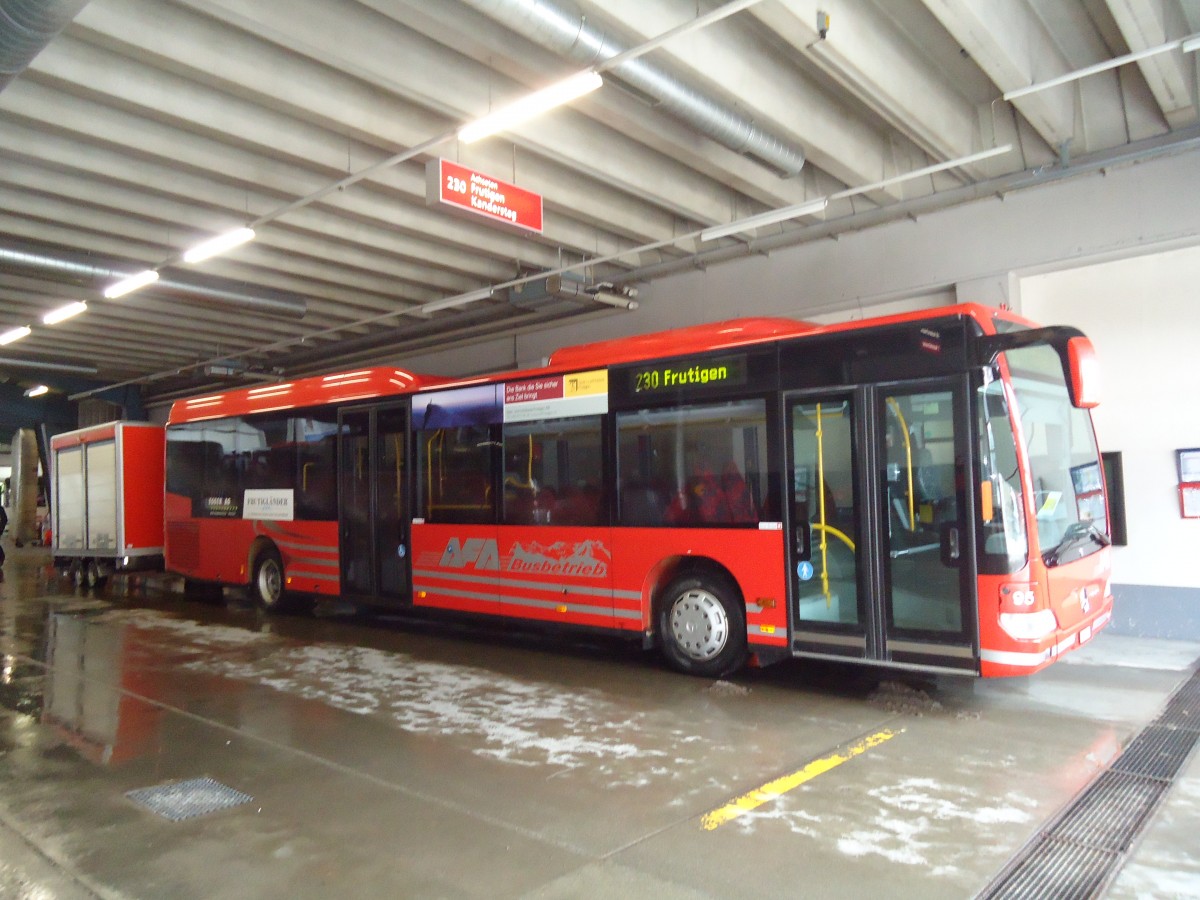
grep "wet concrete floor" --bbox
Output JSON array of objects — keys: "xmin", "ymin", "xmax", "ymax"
[{"xmin": 0, "ymin": 543, "xmax": 1197, "ymax": 899}]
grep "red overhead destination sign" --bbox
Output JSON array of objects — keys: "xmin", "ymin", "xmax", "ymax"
[{"xmin": 426, "ymin": 158, "xmax": 543, "ymax": 234}]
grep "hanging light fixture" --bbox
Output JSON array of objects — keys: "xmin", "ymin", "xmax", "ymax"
[
  {"xmin": 43, "ymin": 301, "xmax": 87, "ymax": 325},
  {"xmin": 0, "ymin": 325, "xmax": 31, "ymax": 345},
  {"xmin": 104, "ymin": 270, "xmax": 159, "ymax": 299},
  {"xmin": 183, "ymin": 227, "xmax": 256, "ymax": 264},
  {"xmin": 458, "ymin": 71, "xmax": 603, "ymax": 143}
]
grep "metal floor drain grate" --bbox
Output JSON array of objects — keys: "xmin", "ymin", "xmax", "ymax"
[
  {"xmin": 126, "ymin": 777, "xmax": 253, "ymax": 821},
  {"xmin": 1160, "ymin": 677, "xmax": 1200, "ymax": 731},
  {"xmin": 978, "ymin": 667, "xmax": 1200, "ymax": 899},
  {"xmin": 982, "ymin": 840, "xmax": 1118, "ymax": 900},
  {"xmin": 1048, "ymin": 771, "xmax": 1166, "ymax": 851},
  {"xmin": 1111, "ymin": 724, "xmax": 1200, "ymax": 781}
]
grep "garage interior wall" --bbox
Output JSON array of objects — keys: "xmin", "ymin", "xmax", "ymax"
[
  {"xmin": 396, "ymin": 147, "xmax": 1200, "ymax": 641},
  {"xmin": 1020, "ymin": 244, "xmax": 1200, "ymax": 640},
  {"xmin": 401, "ymin": 148, "xmax": 1200, "ymax": 375}
]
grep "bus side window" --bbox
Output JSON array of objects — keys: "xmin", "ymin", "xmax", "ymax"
[
  {"xmin": 977, "ymin": 374, "xmax": 1028, "ymax": 573},
  {"xmin": 501, "ymin": 416, "xmax": 603, "ymax": 526},
  {"xmin": 617, "ymin": 399, "xmax": 767, "ymax": 528},
  {"xmin": 418, "ymin": 425, "xmax": 496, "ymax": 525}
]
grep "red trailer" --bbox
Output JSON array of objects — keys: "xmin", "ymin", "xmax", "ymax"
[{"xmin": 51, "ymin": 422, "xmax": 165, "ymax": 587}]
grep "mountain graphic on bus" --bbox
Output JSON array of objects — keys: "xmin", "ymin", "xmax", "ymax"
[{"xmin": 508, "ymin": 539, "xmax": 610, "ymax": 578}]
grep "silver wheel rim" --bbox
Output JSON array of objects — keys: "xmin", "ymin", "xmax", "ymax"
[
  {"xmin": 258, "ymin": 558, "xmax": 282, "ymax": 606},
  {"xmin": 669, "ymin": 588, "xmax": 729, "ymax": 661}
]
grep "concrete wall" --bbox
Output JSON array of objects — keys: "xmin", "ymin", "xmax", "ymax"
[{"xmin": 1020, "ymin": 245, "xmax": 1200, "ymax": 639}]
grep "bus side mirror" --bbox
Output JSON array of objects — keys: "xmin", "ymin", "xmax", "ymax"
[{"xmin": 1066, "ymin": 336, "xmax": 1101, "ymax": 409}]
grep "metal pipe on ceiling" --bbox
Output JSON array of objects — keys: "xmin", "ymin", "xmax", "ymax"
[
  {"xmin": 0, "ymin": 242, "xmax": 309, "ymax": 318},
  {"xmin": 456, "ymin": 0, "xmax": 806, "ymax": 177},
  {"xmin": 0, "ymin": 355, "xmax": 97, "ymax": 374},
  {"xmin": 0, "ymin": 0, "xmax": 90, "ymax": 93}
]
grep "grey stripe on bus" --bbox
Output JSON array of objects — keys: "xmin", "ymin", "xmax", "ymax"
[
  {"xmin": 291, "ymin": 556, "xmax": 339, "ymax": 567},
  {"xmin": 792, "ymin": 631, "xmax": 867, "ymax": 648},
  {"xmin": 747, "ymin": 625, "xmax": 785, "ymax": 637},
  {"xmin": 413, "ymin": 583, "xmax": 641, "ymax": 620},
  {"xmin": 887, "ymin": 640, "xmax": 974, "ymax": 659},
  {"xmin": 285, "ymin": 571, "xmax": 341, "ymax": 582},
  {"xmin": 411, "ymin": 567, "xmax": 638, "ymax": 602}
]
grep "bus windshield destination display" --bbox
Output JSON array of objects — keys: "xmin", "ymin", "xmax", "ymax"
[{"xmin": 632, "ymin": 354, "xmax": 747, "ymax": 393}]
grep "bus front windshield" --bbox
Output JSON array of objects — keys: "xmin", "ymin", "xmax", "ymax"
[{"xmin": 1005, "ymin": 344, "xmax": 1110, "ymax": 567}]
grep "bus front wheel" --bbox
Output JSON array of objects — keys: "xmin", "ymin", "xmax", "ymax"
[
  {"xmin": 251, "ymin": 547, "xmax": 286, "ymax": 612},
  {"xmin": 658, "ymin": 573, "xmax": 747, "ymax": 678}
]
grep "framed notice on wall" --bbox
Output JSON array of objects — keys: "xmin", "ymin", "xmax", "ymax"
[{"xmin": 1178, "ymin": 448, "xmax": 1200, "ymax": 519}]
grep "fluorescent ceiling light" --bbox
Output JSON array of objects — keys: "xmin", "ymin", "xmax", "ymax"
[
  {"xmin": 183, "ymin": 227, "xmax": 256, "ymax": 264},
  {"xmin": 458, "ymin": 71, "xmax": 603, "ymax": 143},
  {"xmin": 43, "ymin": 301, "xmax": 87, "ymax": 325},
  {"xmin": 1003, "ymin": 39, "xmax": 1195, "ymax": 101},
  {"xmin": 422, "ymin": 288, "xmax": 493, "ymax": 314},
  {"xmin": 701, "ymin": 197, "xmax": 829, "ymax": 242},
  {"xmin": 24, "ymin": 385, "xmax": 49, "ymax": 398},
  {"xmin": 0, "ymin": 325, "xmax": 32, "ymax": 345},
  {"xmin": 831, "ymin": 144, "xmax": 1013, "ymax": 201},
  {"xmin": 104, "ymin": 269, "xmax": 159, "ymax": 299}
]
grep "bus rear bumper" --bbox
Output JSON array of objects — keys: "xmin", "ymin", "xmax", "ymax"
[{"xmin": 979, "ymin": 602, "xmax": 1114, "ymax": 677}]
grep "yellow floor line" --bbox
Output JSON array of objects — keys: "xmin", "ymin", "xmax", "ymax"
[{"xmin": 700, "ymin": 729, "xmax": 900, "ymax": 831}]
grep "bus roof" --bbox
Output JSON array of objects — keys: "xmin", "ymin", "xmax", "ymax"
[
  {"xmin": 168, "ymin": 367, "xmax": 447, "ymax": 424},
  {"xmin": 547, "ymin": 304, "xmax": 1029, "ymax": 373},
  {"xmin": 169, "ymin": 304, "xmax": 1022, "ymax": 422},
  {"xmin": 548, "ymin": 317, "xmax": 821, "ymax": 369}
]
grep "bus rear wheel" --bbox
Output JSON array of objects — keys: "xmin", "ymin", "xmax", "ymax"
[{"xmin": 658, "ymin": 573, "xmax": 747, "ymax": 678}]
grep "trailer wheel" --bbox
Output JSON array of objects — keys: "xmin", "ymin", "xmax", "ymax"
[
  {"xmin": 657, "ymin": 573, "xmax": 748, "ymax": 678},
  {"xmin": 85, "ymin": 559, "xmax": 107, "ymax": 591},
  {"xmin": 70, "ymin": 560, "xmax": 84, "ymax": 588}
]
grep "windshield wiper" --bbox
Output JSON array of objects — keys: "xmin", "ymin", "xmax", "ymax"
[{"xmin": 1043, "ymin": 521, "xmax": 1111, "ymax": 566}]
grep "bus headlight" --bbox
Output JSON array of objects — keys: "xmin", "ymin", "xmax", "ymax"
[{"xmin": 1000, "ymin": 609, "xmax": 1058, "ymax": 641}]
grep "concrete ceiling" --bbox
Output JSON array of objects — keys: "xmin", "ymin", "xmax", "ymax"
[{"xmin": 1, "ymin": 0, "xmax": 1198, "ymax": 406}]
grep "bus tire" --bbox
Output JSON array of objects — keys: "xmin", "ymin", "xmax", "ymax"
[
  {"xmin": 251, "ymin": 547, "xmax": 286, "ymax": 612},
  {"xmin": 658, "ymin": 573, "xmax": 747, "ymax": 678}
]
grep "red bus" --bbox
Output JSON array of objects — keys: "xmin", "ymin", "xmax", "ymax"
[{"xmin": 165, "ymin": 303, "xmax": 1112, "ymax": 678}]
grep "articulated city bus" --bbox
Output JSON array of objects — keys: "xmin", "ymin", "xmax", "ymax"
[{"xmin": 165, "ymin": 303, "xmax": 1112, "ymax": 678}]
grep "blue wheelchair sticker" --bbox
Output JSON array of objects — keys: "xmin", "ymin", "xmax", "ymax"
[{"xmin": 797, "ymin": 561, "xmax": 814, "ymax": 581}]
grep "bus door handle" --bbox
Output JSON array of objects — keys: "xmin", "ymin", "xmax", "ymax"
[
  {"xmin": 940, "ymin": 523, "xmax": 961, "ymax": 567},
  {"xmin": 795, "ymin": 522, "xmax": 811, "ymax": 562}
]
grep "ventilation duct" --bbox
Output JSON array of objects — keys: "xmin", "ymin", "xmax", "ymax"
[
  {"xmin": 457, "ymin": 0, "xmax": 806, "ymax": 176},
  {"xmin": 0, "ymin": 0, "xmax": 90, "ymax": 93},
  {"xmin": 0, "ymin": 241, "xmax": 308, "ymax": 318}
]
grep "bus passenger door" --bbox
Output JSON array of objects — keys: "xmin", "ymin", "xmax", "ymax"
[
  {"xmin": 787, "ymin": 393, "xmax": 870, "ymax": 657},
  {"xmin": 786, "ymin": 382, "xmax": 976, "ymax": 671},
  {"xmin": 877, "ymin": 380, "xmax": 975, "ymax": 669},
  {"xmin": 338, "ymin": 405, "xmax": 410, "ymax": 604}
]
